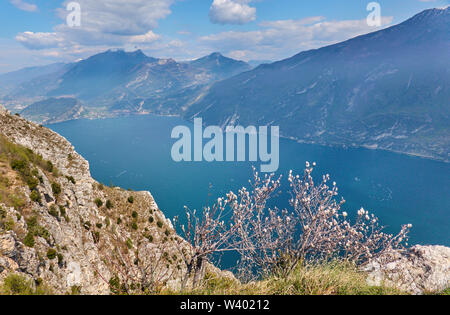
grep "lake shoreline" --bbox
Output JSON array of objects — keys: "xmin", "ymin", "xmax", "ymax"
[
  {"xmin": 46, "ymin": 111, "xmax": 449, "ymax": 165},
  {"xmin": 47, "ymin": 114, "xmax": 450, "ymax": 248}
]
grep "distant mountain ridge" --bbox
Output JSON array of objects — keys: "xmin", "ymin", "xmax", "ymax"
[
  {"xmin": 2, "ymin": 49, "xmax": 251, "ymax": 116},
  {"xmin": 0, "ymin": 63, "xmax": 68, "ymax": 98},
  {"xmin": 21, "ymin": 97, "xmax": 84, "ymax": 124},
  {"xmin": 49, "ymin": 49, "xmax": 157, "ymax": 100},
  {"xmin": 186, "ymin": 7, "xmax": 450, "ymax": 161}
]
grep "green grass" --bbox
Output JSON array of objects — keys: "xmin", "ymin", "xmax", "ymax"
[
  {"xmin": 0, "ymin": 134, "xmax": 58, "ymax": 210},
  {"xmin": 440, "ymin": 288, "xmax": 449, "ymax": 295},
  {"xmin": 165, "ymin": 261, "xmax": 407, "ymax": 296},
  {"xmin": 0, "ymin": 274, "xmax": 53, "ymax": 295}
]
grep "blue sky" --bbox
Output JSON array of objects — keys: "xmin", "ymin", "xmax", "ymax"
[{"xmin": 0, "ymin": 0, "xmax": 448, "ymax": 73}]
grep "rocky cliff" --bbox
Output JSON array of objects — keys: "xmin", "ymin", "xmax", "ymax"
[
  {"xmin": 0, "ymin": 106, "xmax": 191, "ymax": 294},
  {"xmin": 363, "ymin": 245, "xmax": 450, "ymax": 295}
]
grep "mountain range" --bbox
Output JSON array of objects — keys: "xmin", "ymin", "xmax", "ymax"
[
  {"xmin": 186, "ymin": 7, "xmax": 449, "ymax": 161},
  {"xmin": 0, "ymin": 50, "xmax": 251, "ymax": 117},
  {"xmin": 0, "ymin": 7, "xmax": 448, "ymax": 161}
]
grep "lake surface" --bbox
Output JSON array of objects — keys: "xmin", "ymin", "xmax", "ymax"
[{"xmin": 48, "ymin": 115, "xmax": 450, "ymax": 247}]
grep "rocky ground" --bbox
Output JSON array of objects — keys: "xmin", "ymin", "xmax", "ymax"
[
  {"xmin": 362, "ymin": 245, "xmax": 450, "ymax": 295},
  {"xmin": 0, "ymin": 106, "xmax": 200, "ymax": 294}
]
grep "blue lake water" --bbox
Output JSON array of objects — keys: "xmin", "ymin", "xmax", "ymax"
[{"xmin": 48, "ymin": 115, "xmax": 450, "ymax": 247}]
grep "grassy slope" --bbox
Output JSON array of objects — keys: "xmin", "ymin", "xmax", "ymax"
[{"xmin": 163, "ymin": 261, "xmax": 408, "ymax": 296}]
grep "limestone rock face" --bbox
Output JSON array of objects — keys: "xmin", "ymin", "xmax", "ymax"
[
  {"xmin": 0, "ymin": 107, "xmax": 181, "ymax": 294},
  {"xmin": 363, "ymin": 245, "xmax": 450, "ymax": 295},
  {"xmin": 0, "ymin": 105, "xmax": 91, "ymax": 183}
]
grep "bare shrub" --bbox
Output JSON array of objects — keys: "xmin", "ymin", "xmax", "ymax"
[
  {"xmin": 286, "ymin": 163, "xmax": 410, "ymax": 264},
  {"xmin": 177, "ymin": 163, "xmax": 411, "ymax": 282},
  {"xmin": 95, "ymin": 232, "xmax": 180, "ymax": 294},
  {"xmin": 173, "ymin": 198, "xmax": 241, "ymax": 289}
]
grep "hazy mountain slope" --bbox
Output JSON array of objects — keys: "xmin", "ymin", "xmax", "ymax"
[
  {"xmin": 189, "ymin": 52, "xmax": 251, "ymax": 81},
  {"xmin": 105, "ymin": 52, "xmax": 251, "ymax": 112},
  {"xmin": 0, "ymin": 63, "xmax": 68, "ymax": 98},
  {"xmin": 20, "ymin": 97, "xmax": 85, "ymax": 124},
  {"xmin": 186, "ymin": 7, "xmax": 450, "ymax": 161},
  {"xmin": 48, "ymin": 49, "xmax": 157, "ymax": 101},
  {"xmin": 2, "ymin": 50, "xmax": 250, "ymax": 115},
  {"xmin": 46, "ymin": 50, "xmax": 250, "ymax": 106},
  {"xmin": 105, "ymin": 58, "xmax": 202, "ymax": 111},
  {"xmin": 2, "ymin": 63, "xmax": 74, "ymax": 114}
]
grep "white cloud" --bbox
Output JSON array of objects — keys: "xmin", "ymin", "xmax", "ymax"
[
  {"xmin": 13, "ymin": 0, "xmax": 397, "ymax": 66},
  {"xmin": 9, "ymin": 0, "xmax": 37, "ymax": 12},
  {"xmin": 15, "ymin": 32, "xmax": 63, "ymax": 50},
  {"xmin": 56, "ymin": 0, "xmax": 174, "ymax": 37},
  {"xmin": 129, "ymin": 31, "xmax": 161, "ymax": 44},
  {"xmin": 209, "ymin": 0, "xmax": 256, "ymax": 25},
  {"xmin": 16, "ymin": 0, "xmax": 175, "ymax": 50},
  {"xmin": 199, "ymin": 16, "xmax": 394, "ymax": 61}
]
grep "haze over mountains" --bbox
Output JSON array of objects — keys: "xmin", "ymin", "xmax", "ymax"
[
  {"xmin": 187, "ymin": 7, "xmax": 449, "ymax": 161},
  {"xmin": 0, "ymin": 7, "xmax": 448, "ymax": 161},
  {"xmin": 0, "ymin": 49, "xmax": 251, "ymax": 116}
]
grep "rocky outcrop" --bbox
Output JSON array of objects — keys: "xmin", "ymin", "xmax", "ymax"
[
  {"xmin": 0, "ymin": 105, "xmax": 187, "ymax": 294},
  {"xmin": 363, "ymin": 245, "xmax": 450, "ymax": 295}
]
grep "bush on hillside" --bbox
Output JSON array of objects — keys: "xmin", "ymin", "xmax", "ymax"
[{"xmin": 174, "ymin": 163, "xmax": 412, "ymax": 288}]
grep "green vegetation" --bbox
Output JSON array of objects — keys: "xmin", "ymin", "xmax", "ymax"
[
  {"xmin": 127, "ymin": 196, "xmax": 134, "ymax": 204},
  {"xmin": 23, "ymin": 232, "xmax": 35, "ymax": 248},
  {"xmin": 164, "ymin": 262, "xmax": 406, "ymax": 296},
  {"xmin": 62, "ymin": 211, "xmax": 70, "ymax": 223},
  {"xmin": 109, "ymin": 276, "xmax": 123, "ymax": 295},
  {"xmin": 94, "ymin": 198, "xmax": 103, "ymax": 207},
  {"xmin": 434, "ymin": 288, "xmax": 450, "ymax": 295},
  {"xmin": 47, "ymin": 248, "xmax": 57, "ymax": 260},
  {"xmin": 66, "ymin": 176, "xmax": 76, "ymax": 184},
  {"xmin": 46, "ymin": 161, "xmax": 54, "ymax": 173},
  {"xmin": 1, "ymin": 274, "xmax": 34, "ymax": 295},
  {"xmin": 57, "ymin": 253, "xmax": 64, "ymax": 265},
  {"xmin": 126, "ymin": 238, "xmax": 133, "ymax": 249},
  {"xmin": 70, "ymin": 285, "xmax": 82, "ymax": 295},
  {"xmin": 51, "ymin": 182, "xmax": 61, "ymax": 196},
  {"xmin": 156, "ymin": 220, "xmax": 163, "ymax": 228},
  {"xmin": 26, "ymin": 216, "xmax": 51, "ymax": 243},
  {"xmin": 0, "ymin": 274, "xmax": 52, "ymax": 295},
  {"xmin": 3, "ymin": 216, "xmax": 14, "ymax": 231},
  {"xmin": 0, "ymin": 208, "xmax": 5, "ymax": 219},
  {"xmin": 131, "ymin": 211, "xmax": 138, "ymax": 219},
  {"xmin": 59, "ymin": 205, "xmax": 66, "ymax": 217},
  {"xmin": 106, "ymin": 199, "xmax": 113, "ymax": 209},
  {"xmin": 30, "ymin": 190, "xmax": 41, "ymax": 203},
  {"xmin": 0, "ymin": 135, "xmax": 56, "ymax": 191},
  {"xmin": 48, "ymin": 205, "xmax": 59, "ymax": 218}
]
